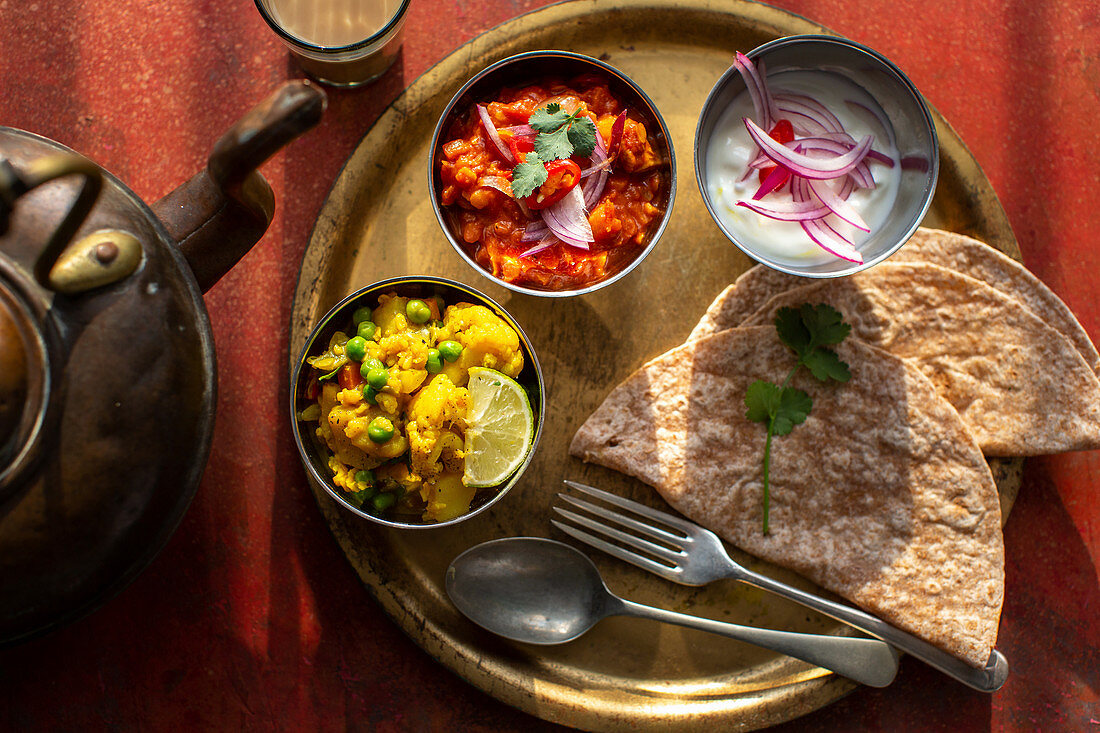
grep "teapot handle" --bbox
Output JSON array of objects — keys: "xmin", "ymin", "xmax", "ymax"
[{"xmin": 152, "ymin": 81, "xmax": 326, "ymax": 293}]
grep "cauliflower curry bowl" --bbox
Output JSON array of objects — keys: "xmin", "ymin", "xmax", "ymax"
[
  {"xmin": 291, "ymin": 277, "xmax": 544, "ymax": 529},
  {"xmin": 430, "ymin": 50, "xmax": 676, "ymax": 297}
]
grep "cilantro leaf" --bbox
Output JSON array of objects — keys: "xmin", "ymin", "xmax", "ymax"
[
  {"xmin": 745, "ymin": 380, "xmax": 782, "ymax": 423},
  {"xmin": 745, "ymin": 302, "xmax": 852, "ymax": 534},
  {"xmin": 533, "ymin": 126, "xmax": 573, "ymax": 161},
  {"xmin": 566, "ymin": 115, "xmax": 597, "ymax": 158},
  {"xmin": 510, "ymin": 151, "xmax": 548, "ymax": 198},
  {"xmin": 772, "ymin": 387, "xmax": 811, "ymax": 435},
  {"xmin": 528, "ymin": 103, "xmax": 569, "ymax": 133},
  {"xmin": 799, "ymin": 303, "xmax": 850, "ymax": 346},
  {"xmin": 802, "ymin": 347, "xmax": 852, "ymax": 383},
  {"xmin": 775, "ymin": 306, "xmax": 811, "ymax": 358}
]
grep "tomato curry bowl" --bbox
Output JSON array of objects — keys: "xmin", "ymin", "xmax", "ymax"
[{"xmin": 430, "ymin": 51, "xmax": 676, "ymax": 296}]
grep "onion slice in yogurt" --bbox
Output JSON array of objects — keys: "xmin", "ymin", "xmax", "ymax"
[{"xmin": 744, "ymin": 118, "xmax": 874, "ymax": 179}]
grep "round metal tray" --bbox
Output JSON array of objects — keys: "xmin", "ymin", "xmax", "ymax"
[{"xmin": 288, "ymin": 1, "xmax": 1020, "ymax": 729}]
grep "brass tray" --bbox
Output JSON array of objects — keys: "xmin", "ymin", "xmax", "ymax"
[{"xmin": 289, "ymin": 1, "xmax": 1020, "ymax": 729}]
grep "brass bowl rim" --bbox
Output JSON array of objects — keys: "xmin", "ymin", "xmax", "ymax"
[
  {"xmin": 288, "ymin": 274, "xmax": 546, "ymax": 529},
  {"xmin": 428, "ymin": 49, "xmax": 678, "ymax": 298}
]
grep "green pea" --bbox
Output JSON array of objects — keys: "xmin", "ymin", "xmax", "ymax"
[
  {"xmin": 354, "ymin": 469, "xmax": 374, "ymax": 485},
  {"xmin": 361, "ymin": 385, "xmax": 378, "ymax": 404},
  {"xmin": 357, "ymin": 320, "xmax": 378, "ymax": 340},
  {"xmin": 367, "ymin": 417, "xmax": 395, "ymax": 444},
  {"xmin": 406, "ymin": 299, "xmax": 432, "ymax": 325},
  {"xmin": 345, "ymin": 336, "xmax": 368, "ymax": 362},
  {"xmin": 347, "ymin": 485, "xmax": 377, "ymax": 507},
  {"xmin": 352, "ymin": 306, "xmax": 373, "ymax": 324},
  {"xmin": 425, "ymin": 348, "xmax": 443, "ymax": 374},
  {"xmin": 366, "ymin": 367, "xmax": 389, "ymax": 391},
  {"xmin": 360, "ymin": 357, "xmax": 384, "ymax": 378},
  {"xmin": 439, "ymin": 340, "xmax": 463, "ymax": 362},
  {"xmin": 371, "ymin": 492, "xmax": 396, "ymax": 512}
]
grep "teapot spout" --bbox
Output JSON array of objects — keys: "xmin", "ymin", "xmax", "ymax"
[{"xmin": 152, "ymin": 81, "xmax": 326, "ymax": 293}]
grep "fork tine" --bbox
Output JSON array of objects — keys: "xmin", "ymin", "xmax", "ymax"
[
  {"xmin": 550, "ymin": 519, "xmax": 683, "ymax": 583},
  {"xmin": 552, "ymin": 503, "xmax": 686, "ymax": 566},
  {"xmin": 562, "ymin": 479, "xmax": 698, "ymax": 536}
]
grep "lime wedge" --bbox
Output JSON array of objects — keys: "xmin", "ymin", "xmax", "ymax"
[{"xmin": 463, "ymin": 367, "xmax": 535, "ymax": 488}]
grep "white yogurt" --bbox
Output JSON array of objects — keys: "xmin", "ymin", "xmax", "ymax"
[{"xmin": 705, "ymin": 70, "xmax": 901, "ymax": 266}]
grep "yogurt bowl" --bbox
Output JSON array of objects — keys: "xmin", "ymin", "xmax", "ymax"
[{"xmin": 695, "ymin": 35, "xmax": 938, "ymax": 277}]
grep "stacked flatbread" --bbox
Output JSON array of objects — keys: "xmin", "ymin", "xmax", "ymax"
[{"xmin": 571, "ymin": 228, "xmax": 1100, "ymax": 668}]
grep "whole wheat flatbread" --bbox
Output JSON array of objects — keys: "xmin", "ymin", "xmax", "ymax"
[
  {"xmin": 733, "ymin": 263, "xmax": 1100, "ymax": 456},
  {"xmin": 689, "ymin": 228, "xmax": 1100, "ymax": 376},
  {"xmin": 570, "ymin": 327, "xmax": 1004, "ymax": 668}
]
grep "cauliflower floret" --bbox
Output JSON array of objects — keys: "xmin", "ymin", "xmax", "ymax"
[
  {"xmin": 438, "ymin": 303, "xmax": 524, "ymax": 386},
  {"xmin": 405, "ymin": 374, "xmax": 469, "ymax": 480}
]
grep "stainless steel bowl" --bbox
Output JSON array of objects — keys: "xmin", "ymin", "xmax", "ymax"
[
  {"xmin": 289, "ymin": 276, "xmax": 545, "ymax": 529},
  {"xmin": 429, "ymin": 50, "xmax": 676, "ymax": 297},
  {"xmin": 694, "ymin": 35, "xmax": 939, "ymax": 278}
]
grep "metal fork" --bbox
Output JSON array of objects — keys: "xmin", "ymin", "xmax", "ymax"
[{"xmin": 553, "ymin": 480, "xmax": 1009, "ymax": 693}]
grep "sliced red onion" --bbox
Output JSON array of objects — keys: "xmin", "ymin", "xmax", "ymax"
[
  {"xmin": 734, "ymin": 52, "xmax": 774, "ymax": 130},
  {"xmin": 477, "ymin": 104, "xmax": 514, "ymax": 164},
  {"xmin": 476, "ymin": 175, "xmax": 514, "ymax": 198},
  {"xmin": 774, "ymin": 96, "xmax": 840, "ymax": 135},
  {"xmin": 519, "ymin": 240, "xmax": 554, "ymax": 258},
  {"xmin": 775, "ymin": 93, "xmax": 844, "ymax": 133},
  {"xmin": 737, "ymin": 198, "xmax": 830, "ymax": 221},
  {"xmin": 745, "ymin": 118, "xmax": 873, "ymax": 179},
  {"xmin": 801, "ymin": 217, "xmax": 863, "ymax": 263},
  {"xmin": 580, "ymin": 157, "xmax": 614, "ymax": 178},
  {"xmin": 499, "ymin": 124, "xmax": 535, "ymax": 136},
  {"xmin": 751, "ymin": 163, "xmax": 791, "ymax": 200},
  {"xmin": 864, "ymin": 149, "xmax": 896, "ymax": 168},
  {"xmin": 521, "ymin": 221, "xmax": 548, "ymax": 241},
  {"xmin": 845, "ymin": 100, "xmax": 897, "ymax": 151},
  {"xmin": 541, "ymin": 186, "xmax": 593, "ymax": 249},
  {"xmin": 806, "ymin": 178, "xmax": 870, "ymax": 232},
  {"xmin": 582, "ymin": 126, "xmax": 610, "ymax": 209},
  {"xmin": 774, "ymin": 108, "xmax": 830, "ymax": 137}
]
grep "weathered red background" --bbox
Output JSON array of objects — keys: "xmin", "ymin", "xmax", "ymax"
[{"xmin": 1, "ymin": 0, "xmax": 1097, "ymax": 729}]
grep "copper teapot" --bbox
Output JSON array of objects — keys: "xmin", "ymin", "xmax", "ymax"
[{"xmin": 0, "ymin": 81, "xmax": 326, "ymax": 645}]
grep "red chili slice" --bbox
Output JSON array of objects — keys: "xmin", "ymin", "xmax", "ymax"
[
  {"xmin": 522, "ymin": 159, "xmax": 582, "ymax": 210},
  {"xmin": 507, "ymin": 134, "xmax": 535, "ymax": 163},
  {"xmin": 757, "ymin": 118, "xmax": 795, "ymax": 186}
]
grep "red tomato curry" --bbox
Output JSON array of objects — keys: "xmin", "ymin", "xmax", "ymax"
[{"xmin": 437, "ymin": 76, "xmax": 668, "ymax": 291}]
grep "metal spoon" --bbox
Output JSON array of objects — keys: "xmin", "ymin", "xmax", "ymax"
[{"xmin": 445, "ymin": 537, "xmax": 899, "ymax": 688}]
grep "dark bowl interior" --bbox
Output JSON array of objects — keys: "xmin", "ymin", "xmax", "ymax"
[
  {"xmin": 289, "ymin": 276, "xmax": 545, "ymax": 529},
  {"xmin": 694, "ymin": 35, "xmax": 939, "ymax": 277},
  {"xmin": 429, "ymin": 50, "xmax": 677, "ymax": 297}
]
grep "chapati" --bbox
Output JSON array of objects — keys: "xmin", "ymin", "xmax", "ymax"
[{"xmin": 570, "ymin": 327, "xmax": 1004, "ymax": 668}]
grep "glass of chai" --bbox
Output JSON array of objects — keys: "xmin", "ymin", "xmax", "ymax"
[{"xmin": 255, "ymin": 0, "xmax": 410, "ymax": 87}]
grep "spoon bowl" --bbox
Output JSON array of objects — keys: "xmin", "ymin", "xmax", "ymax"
[{"xmin": 446, "ymin": 536, "xmax": 610, "ymax": 644}]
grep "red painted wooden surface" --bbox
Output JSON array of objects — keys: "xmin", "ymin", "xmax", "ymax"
[{"xmin": 1, "ymin": 0, "xmax": 1097, "ymax": 729}]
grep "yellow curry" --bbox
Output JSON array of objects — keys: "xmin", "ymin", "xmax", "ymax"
[{"xmin": 299, "ymin": 291, "xmax": 524, "ymax": 522}]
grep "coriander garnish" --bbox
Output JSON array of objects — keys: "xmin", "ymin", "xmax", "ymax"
[
  {"xmin": 510, "ymin": 102, "xmax": 598, "ymax": 199},
  {"xmin": 744, "ymin": 304, "xmax": 851, "ymax": 534}
]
